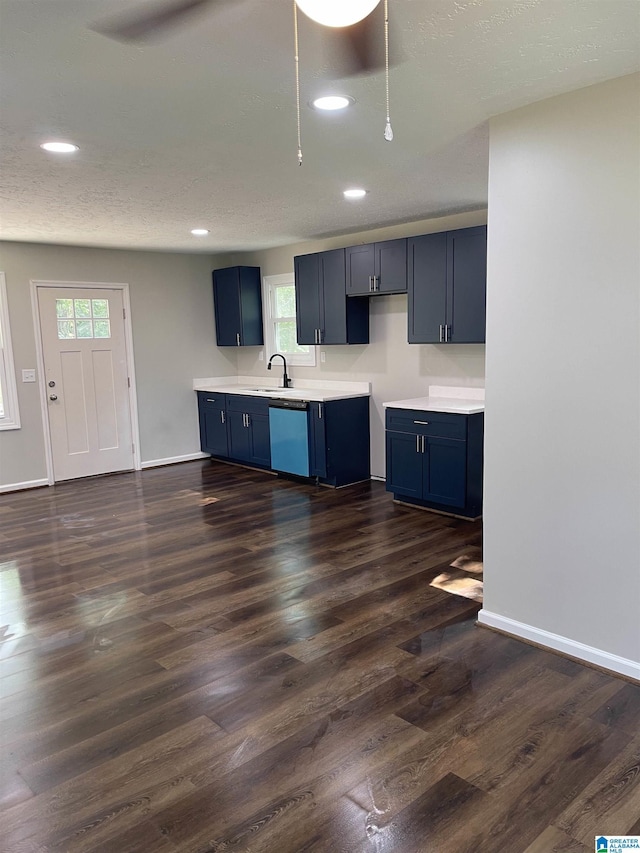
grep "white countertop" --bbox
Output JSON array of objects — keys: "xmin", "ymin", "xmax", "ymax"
[
  {"xmin": 383, "ymin": 385, "xmax": 485, "ymax": 415},
  {"xmin": 194, "ymin": 376, "xmax": 371, "ymax": 403}
]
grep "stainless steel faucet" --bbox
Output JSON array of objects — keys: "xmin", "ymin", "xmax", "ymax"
[{"xmin": 267, "ymin": 353, "xmax": 291, "ymax": 388}]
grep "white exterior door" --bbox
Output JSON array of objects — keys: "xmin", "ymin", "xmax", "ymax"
[{"xmin": 37, "ymin": 286, "xmax": 134, "ymax": 482}]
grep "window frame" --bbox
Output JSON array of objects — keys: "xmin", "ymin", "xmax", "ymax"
[
  {"xmin": 263, "ymin": 273, "xmax": 316, "ymax": 367},
  {"xmin": 0, "ymin": 272, "xmax": 21, "ymax": 430}
]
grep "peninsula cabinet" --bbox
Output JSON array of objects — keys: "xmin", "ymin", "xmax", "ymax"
[
  {"xmin": 197, "ymin": 391, "xmax": 228, "ymax": 457},
  {"xmin": 308, "ymin": 397, "xmax": 370, "ymax": 486},
  {"xmin": 346, "ymin": 239, "xmax": 407, "ymax": 295},
  {"xmin": 385, "ymin": 408, "xmax": 483, "ymax": 518},
  {"xmin": 213, "ymin": 266, "xmax": 264, "ymax": 347},
  {"xmin": 408, "ymin": 225, "xmax": 487, "ymax": 344},
  {"xmin": 294, "ymin": 249, "xmax": 369, "ymax": 345}
]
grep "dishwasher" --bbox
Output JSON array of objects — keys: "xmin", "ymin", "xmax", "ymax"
[{"xmin": 268, "ymin": 398, "xmax": 310, "ymax": 477}]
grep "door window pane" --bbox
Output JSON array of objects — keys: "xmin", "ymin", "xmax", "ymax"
[
  {"xmin": 76, "ymin": 320, "xmax": 93, "ymax": 338},
  {"xmin": 94, "ymin": 320, "xmax": 111, "ymax": 338},
  {"xmin": 57, "ymin": 320, "xmax": 76, "ymax": 339},
  {"xmin": 56, "ymin": 299, "xmax": 73, "ymax": 318},
  {"xmin": 92, "ymin": 299, "xmax": 109, "ymax": 318},
  {"xmin": 74, "ymin": 299, "xmax": 91, "ymax": 318}
]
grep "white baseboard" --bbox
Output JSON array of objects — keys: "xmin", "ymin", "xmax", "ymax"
[
  {"xmin": 371, "ymin": 475, "xmax": 386, "ymax": 482},
  {"xmin": 478, "ymin": 609, "xmax": 640, "ymax": 682},
  {"xmin": 141, "ymin": 452, "xmax": 209, "ymax": 469},
  {"xmin": 0, "ymin": 478, "xmax": 49, "ymax": 494}
]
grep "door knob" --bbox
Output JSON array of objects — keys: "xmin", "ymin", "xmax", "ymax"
[{"xmin": 49, "ymin": 394, "xmax": 58, "ymax": 401}]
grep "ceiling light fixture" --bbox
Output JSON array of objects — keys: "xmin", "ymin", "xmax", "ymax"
[
  {"xmin": 343, "ymin": 188, "xmax": 367, "ymax": 199},
  {"xmin": 40, "ymin": 141, "xmax": 79, "ymax": 153},
  {"xmin": 312, "ymin": 95, "xmax": 353, "ymax": 111},
  {"xmin": 296, "ymin": 0, "xmax": 380, "ymax": 27},
  {"xmin": 190, "ymin": 229, "xmax": 209, "ymax": 236},
  {"xmin": 293, "ymin": 0, "xmax": 392, "ymax": 166}
]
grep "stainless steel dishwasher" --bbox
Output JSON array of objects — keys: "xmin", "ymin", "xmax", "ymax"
[{"xmin": 268, "ymin": 398, "xmax": 310, "ymax": 477}]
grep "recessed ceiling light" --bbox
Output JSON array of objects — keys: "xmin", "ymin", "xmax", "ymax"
[
  {"xmin": 343, "ymin": 188, "xmax": 367, "ymax": 200},
  {"xmin": 190, "ymin": 229, "xmax": 209, "ymax": 236},
  {"xmin": 312, "ymin": 95, "xmax": 354, "ymax": 111},
  {"xmin": 40, "ymin": 141, "xmax": 79, "ymax": 153}
]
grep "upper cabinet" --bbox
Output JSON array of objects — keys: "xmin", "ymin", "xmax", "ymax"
[
  {"xmin": 294, "ymin": 249, "xmax": 369, "ymax": 346},
  {"xmin": 212, "ymin": 266, "xmax": 264, "ymax": 347},
  {"xmin": 408, "ymin": 226, "xmax": 487, "ymax": 344},
  {"xmin": 346, "ymin": 239, "xmax": 408, "ymax": 295}
]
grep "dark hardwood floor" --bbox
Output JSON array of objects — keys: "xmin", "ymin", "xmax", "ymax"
[{"xmin": 1, "ymin": 460, "xmax": 638, "ymax": 852}]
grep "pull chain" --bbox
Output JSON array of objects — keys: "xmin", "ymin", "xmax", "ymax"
[
  {"xmin": 294, "ymin": 1, "xmax": 302, "ymax": 165},
  {"xmin": 384, "ymin": 0, "xmax": 393, "ymax": 141}
]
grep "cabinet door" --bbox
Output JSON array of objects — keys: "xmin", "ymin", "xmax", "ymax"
[
  {"xmin": 346, "ymin": 244, "xmax": 375, "ymax": 295},
  {"xmin": 423, "ymin": 437, "xmax": 467, "ymax": 508},
  {"xmin": 375, "ymin": 239, "xmax": 407, "ymax": 293},
  {"xmin": 213, "ymin": 268, "xmax": 241, "ymax": 346},
  {"xmin": 198, "ymin": 395, "xmax": 228, "ymax": 456},
  {"xmin": 408, "ymin": 232, "xmax": 448, "ymax": 344},
  {"xmin": 247, "ymin": 413, "xmax": 271, "ymax": 467},
  {"xmin": 320, "ymin": 249, "xmax": 348, "ymax": 345},
  {"xmin": 295, "ymin": 253, "xmax": 322, "ymax": 345},
  {"xmin": 447, "ymin": 226, "xmax": 487, "ymax": 344},
  {"xmin": 309, "ymin": 402, "xmax": 327, "ymax": 478},
  {"xmin": 238, "ymin": 267, "xmax": 264, "ymax": 346},
  {"xmin": 228, "ymin": 410, "xmax": 251, "ymax": 461},
  {"xmin": 385, "ymin": 430, "xmax": 422, "ymax": 498}
]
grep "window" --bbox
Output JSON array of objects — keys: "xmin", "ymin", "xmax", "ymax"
[
  {"xmin": 264, "ymin": 274, "xmax": 315, "ymax": 366},
  {"xmin": 55, "ymin": 298, "xmax": 111, "ymax": 339},
  {"xmin": 0, "ymin": 272, "xmax": 20, "ymax": 430}
]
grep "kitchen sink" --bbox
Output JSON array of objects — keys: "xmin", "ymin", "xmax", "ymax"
[{"xmin": 245, "ymin": 387, "xmax": 295, "ymax": 394}]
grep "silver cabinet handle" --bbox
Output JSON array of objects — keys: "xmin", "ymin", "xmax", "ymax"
[
  {"xmin": 236, "ymin": 332, "xmax": 241, "ymax": 346},
  {"xmin": 373, "ymin": 276, "xmax": 379, "ymax": 292},
  {"xmin": 368, "ymin": 275, "xmax": 374, "ymax": 292},
  {"xmin": 421, "ymin": 435, "xmax": 426, "ymax": 453},
  {"xmin": 318, "ymin": 403, "xmax": 322, "ymax": 419},
  {"xmin": 206, "ymin": 398, "xmax": 216, "ymax": 402},
  {"xmin": 444, "ymin": 325, "xmax": 450, "ymax": 342},
  {"xmin": 413, "ymin": 420, "xmax": 430, "ymax": 425},
  {"xmin": 439, "ymin": 324, "xmax": 443, "ymax": 342},
  {"xmin": 416, "ymin": 434, "xmax": 421, "ymax": 453},
  {"xmin": 221, "ymin": 410, "xmax": 225, "ymax": 424}
]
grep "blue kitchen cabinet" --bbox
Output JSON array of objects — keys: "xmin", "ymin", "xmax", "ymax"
[
  {"xmin": 346, "ymin": 239, "xmax": 407, "ymax": 295},
  {"xmin": 385, "ymin": 408, "xmax": 483, "ymax": 518},
  {"xmin": 408, "ymin": 225, "xmax": 487, "ymax": 344},
  {"xmin": 197, "ymin": 391, "xmax": 228, "ymax": 457},
  {"xmin": 226, "ymin": 395, "xmax": 271, "ymax": 468},
  {"xmin": 309, "ymin": 397, "xmax": 370, "ymax": 486},
  {"xmin": 213, "ymin": 266, "xmax": 264, "ymax": 347},
  {"xmin": 295, "ymin": 249, "xmax": 369, "ymax": 345}
]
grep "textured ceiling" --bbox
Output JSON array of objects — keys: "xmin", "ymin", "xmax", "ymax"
[{"xmin": 1, "ymin": 0, "xmax": 639, "ymax": 252}]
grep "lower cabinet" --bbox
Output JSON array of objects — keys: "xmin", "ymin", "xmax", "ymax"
[
  {"xmin": 385, "ymin": 408, "xmax": 483, "ymax": 518},
  {"xmin": 197, "ymin": 392, "xmax": 369, "ymax": 486},
  {"xmin": 197, "ymin": 392, "xmax": 228, "ymax": 457},
  {"xmin": 308, "ymin": 397, "xmax": 370, "ymax": 487},
  {"xmin": 226, "ymin": 395, "xmax": 271, "ymax": 468}
]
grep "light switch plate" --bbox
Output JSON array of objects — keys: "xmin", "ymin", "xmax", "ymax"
[
  {"xmin": 320, "ymin": 351, "xmax": 326, "ymax": 363},
  {"xmin": 22, "ymin": 369, "xmax": 36, "ymax": 383}
]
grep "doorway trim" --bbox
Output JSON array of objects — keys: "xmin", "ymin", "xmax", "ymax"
[{"xmin": 30, "ymin": 280, "xmax": 141, "ymax": 485}]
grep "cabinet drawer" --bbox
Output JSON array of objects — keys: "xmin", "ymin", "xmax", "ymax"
[
  {"xmin": 198, "ymin": 391, "xmax": 226, "ymax": 409},
  {"xmin": 226, "ymin": 394, "xmax": 270, "ymax": 416},
  {"xmin": 385, "ymin": 408, "xmax": 467, "ymax": 440}
]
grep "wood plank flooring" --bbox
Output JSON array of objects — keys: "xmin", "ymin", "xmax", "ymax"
[{"xmin": 0, "ymin": 460, "xmax": 638, "ymax": 852}]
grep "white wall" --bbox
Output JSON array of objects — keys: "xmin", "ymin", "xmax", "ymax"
[
  {"xmin": 0, "ymin": 242, "xmax": 236, "ymax": 489},
  {"xmin": 231, "ymin": 210, "xmax": 488, "ymax": 478},
  {"xmin": 481, "ymin": 73, "xmax": 640, "ymax": 677}
]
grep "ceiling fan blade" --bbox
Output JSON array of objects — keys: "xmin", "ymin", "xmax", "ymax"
[
  {"xmin": 333, "ymin": 4, "xmax": 398, "ymax": 76},
  {"xmin": 92, "ymin": 0, "xmax": 221, "ymax": 43}
]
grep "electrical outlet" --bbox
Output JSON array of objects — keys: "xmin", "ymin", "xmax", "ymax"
[
  {"xmin": 258, "ymin": 351, "xmax": 264, "ymax": 361},
  {"xmin": 22, "ymin": 369, "xmax": 36, "ymax": 383},
  {"xmin": 320, "ymin": 351, "xmax": 326, "ymax": 363}
]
